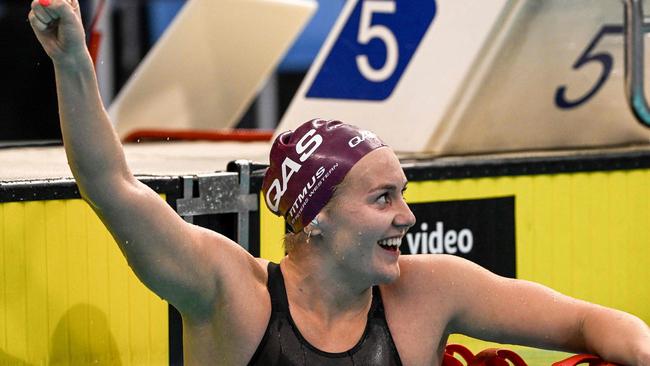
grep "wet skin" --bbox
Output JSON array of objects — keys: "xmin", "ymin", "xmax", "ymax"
[{"xmin": 28, "ymin": 1, "xmax": 650, "ymax": 364}]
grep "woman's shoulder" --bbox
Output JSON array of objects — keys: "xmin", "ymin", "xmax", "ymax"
[
  {"xmin": 397, "ymin": 253, "xmax": 478, "ymax": 275},
  {"xmin": 379, "ymin": 255, "xmax": 476, "ymax": 327},
  {"xmin": 386, "ymin": 254, "xmax": 487, "ymax": 298}
]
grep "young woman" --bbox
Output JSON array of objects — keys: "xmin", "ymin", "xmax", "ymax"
[{"xmin": 28, "ymin": 1, "xmax": 650, "ymax": 365}]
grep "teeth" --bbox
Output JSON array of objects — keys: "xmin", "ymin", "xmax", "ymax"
[{"xmin": 378, "ymin": 237, "xmax": 401, "ymax": 247}]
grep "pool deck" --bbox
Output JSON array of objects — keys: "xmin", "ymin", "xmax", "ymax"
[{"xmin": 1, "ymin": 140, "xmax": 649, "ymax": 182}]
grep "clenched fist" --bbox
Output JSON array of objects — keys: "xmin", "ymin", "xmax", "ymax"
[{"xmin": 28, "ymin": 0, "xmax": 89, "ymax": 68}]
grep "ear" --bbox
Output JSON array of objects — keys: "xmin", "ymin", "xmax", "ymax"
[
  {"xmin": 303, "ymin": 224, "xmax": 322, "ymax": 237},
  {"xmin": 304, "ymin": 214, "xmax": 324, "ymax": 236},
  {"xmin": 309, "ymin": 225, "xmax": 323, "ymax": 237}
]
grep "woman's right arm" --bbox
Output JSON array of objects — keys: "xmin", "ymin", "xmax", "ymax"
[{"xmin": 27, "ymin": 0, "xmax": 264, "ymax": 319}]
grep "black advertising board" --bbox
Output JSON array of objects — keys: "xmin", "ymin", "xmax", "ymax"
[{"xmin": 401, "ymin": 196, "xmax": 516, "ymax": 278}]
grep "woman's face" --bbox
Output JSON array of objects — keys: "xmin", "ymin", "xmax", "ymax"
[{"xmin": 318, "ymin": 147, "xmax": 416, "ymax": 285}]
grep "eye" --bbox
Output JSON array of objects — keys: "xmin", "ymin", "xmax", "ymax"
[{"xmin": 376, "ymin": 193, "xmax": 390, "ymax": 205}]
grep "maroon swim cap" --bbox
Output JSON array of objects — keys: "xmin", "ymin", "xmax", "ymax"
[{"xmin": 262, "ymin": 119, "xmax": 386, "ymax": 232}]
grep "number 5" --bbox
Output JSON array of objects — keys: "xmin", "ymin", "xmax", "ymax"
[
  {"xmin": 356, "ymin": 0, "xmax": 399, "ymax": 82},
  {"xmin": 555, "ymin": 25, "xmax": 622, "ymax": 109}
]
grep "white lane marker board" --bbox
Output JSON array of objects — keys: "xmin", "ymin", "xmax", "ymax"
[
  {"xmin": 279, "ymin": 0, "xmax": 511, "ymax": 153},
  {"xmin": 279, "ymin": 0, "xmax": 650, "ymax": 155},
  {"xmin": 109, "ymin": 0, "xmax": 317, "ymax": 139}
]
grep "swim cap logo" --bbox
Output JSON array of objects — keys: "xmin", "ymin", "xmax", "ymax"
[
  {"xmin": 348, "ymin": 130, "xmax": 376, "ymax": 148},
  {"xmin": 265, "ymin": 129, "xmax": 323, "ymax": 212}
]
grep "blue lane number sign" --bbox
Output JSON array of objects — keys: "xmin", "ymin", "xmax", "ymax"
[{"xmin": 306, "ymin": 0, "xmax": 437, "ymax": 101}]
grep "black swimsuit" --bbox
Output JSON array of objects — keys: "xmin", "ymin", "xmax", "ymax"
[{"xmin": 248, "ymin": 262, "xmax": 403, "ymax": 366}]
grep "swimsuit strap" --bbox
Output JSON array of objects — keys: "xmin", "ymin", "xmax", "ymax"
[{"xmin": 267, "ymin": 262, "xmax": 290, "ymax": 312}]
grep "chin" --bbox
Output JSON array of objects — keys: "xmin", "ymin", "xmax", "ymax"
[{"xmin": 374, "ymin": 263, "xmax": 401, "ymax": 284}]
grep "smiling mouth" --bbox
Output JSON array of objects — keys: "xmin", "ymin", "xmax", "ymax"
[{"xmin": 377, "ymin": 237, "xmax": 401, "ymax": 252}]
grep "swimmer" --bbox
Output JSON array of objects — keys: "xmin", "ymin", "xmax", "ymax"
[{"xmin": 28, "ymin": 1, "xmax": 650, "ymax": 365}]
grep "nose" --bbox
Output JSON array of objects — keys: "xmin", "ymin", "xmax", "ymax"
[{"xmin": 394, "ymin": 197, "xmax": 416, "ymax": 230}]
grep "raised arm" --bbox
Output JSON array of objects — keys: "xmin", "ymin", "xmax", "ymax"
[
  {"xmin": 438, "ymin": 256, "xmax": 650, "ymax": 365},
  {"xmin": 27, "ymin": 0, "xmax": 263, "ymax": 318}
]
